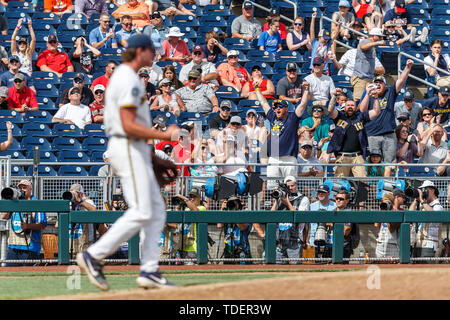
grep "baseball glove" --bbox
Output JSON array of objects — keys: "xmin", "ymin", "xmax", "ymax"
[{"xmin": 152, "ymin": 153, "xmax": 178, "ymax": 187}]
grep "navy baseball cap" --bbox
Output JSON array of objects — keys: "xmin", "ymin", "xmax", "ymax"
[
  {"xmin": 439, "ymin": 86, "xmax": 450, "ymax": 96},
  {"xmin": 9, "ymin": 55, "xmax": 20, "ymax": 63},
  {"xmin": 273, "ymin": 99, "xmax": 288, "ymax": 108},
  {"xmin": 317, "ymin": 184, "xmax": 330, "ymax": 193},
  {"xmin": 269, "ymin": 8, "xmax": 280, "ymax": 16},
  {"xmin": 353, "ymin": 19, "xmax": 363, "ymax": 27},
  {"xmin": 127, "ymin": 34, "xmax": 155, "ymax": 50},
  {"xmin": 313, "ymin": 57, "xmax": 324, "ymax": 65},
  {"xmin": 404, "ymin": 89, "xmax": 414, "ymax": 99},
  {"xmin": 242, "ymin": 1, "xmax": 253, "ymax": 9}
]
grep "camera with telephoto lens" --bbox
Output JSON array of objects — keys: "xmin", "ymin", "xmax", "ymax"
[
  {"xmin": 112, "ymin": 194, "xmax": 127, "ymax": 210},
  {"xmin": 226, "ymin": 197, "xmax": 243, "ymax": 211},
  {"xmin": 314, "ymin": 223, "xmax": 328, "ymax": 246},
  {"xmin": 380, "ymin": 201, "xmax": 393, "ymax": 210},
  {"xmin": 62, "ymin": 191, "xmax": 77, "ymax": 203},
  {"xmin": 443, "ymin": 238, "xmax": 450, "ymax": 248},
  {"xmin": 1, "ymin": 187, "xmax": 26, "ymax": 200},
  {"xmin": 405, "ymin": 187, "xmax": 428, "ymax": 200},
  {"xmin": 270, "ymin": 183, "xmax": 290, "ymax": 199}
]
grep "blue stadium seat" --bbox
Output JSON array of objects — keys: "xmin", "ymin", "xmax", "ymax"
[
  {"xmin": 431, "ymin": 8, "xmax": 450, "ymax": 19},
  {"xmin": 90, "ymin": 151, "xmax": 105, "ymax": 162},
  {"xmin": 33, "ymin": 21, "xmax": 58, "ymax": 34},
  {"xmin": 7, "ymin": 1, "xmax": 34, "ymax": 9},
  {"xmin": 244, "ymin": 62, "xmax": 275, "ymax": 76},
  {"xmin": 177, "ymin": 112, "xmax": 207, "ymax": 127},
  {"xmin": 27, "ymin": 165, "xmax": 57, "ymax": 176},
  {"xmin": 156, "ymin": 61, "xmax": 182, "ymax": 74},
  {"xmin": 22, "ymin": 122, "xmax": 55, "ymax": 138},
  {"xmin": 183, "ymin": 38, "xmax": 195, "ymax": 51},
  {"xmin": 0, "ymin": 110, "xmax": 24, "ymax": 124},
  {"xmin": 196, "ymin": 26, "xmax": 224, "ymax": 43},
  {"xmin": 161, "ymin": 14, "xmax": 172, "ymax": 28},
  {"xmin": 52, "ymin": 123, "xmax": 86, "ymax": 138},
  {"xmin": 171, "ymin": 15, "xmax": 200, "ymax": 28},
  {"xmin": 4, "ymin": 11, "xmax": 31, "ymax": 22},
  {"xmin": 215, "ymin": 86, "xmax": 242, "ymax": 101},
  {"xmin": 7, "ymin": 138, "xmax": 23, "ymax": 152},
  {"xmin": 31, "ymin": 71, "xmax": 61, "ymax": 84},
  {"xmin": 276, "ymin": 50, "xmax": 305, "ymax": 63},
  {"xmin": 0, "ymin": 122, "xmax": 22, "ymax": 139},
  {"xmin": 89, "ymin": 165, "xmax": 102, "ymax": 176},
  {"xmin": 36, "ymin": 97, "xmax": 57, "ymax": 112},
  {"xmin": 409, "ymin": 9, "xmax": 431, "ymax": 21},
  {"xmin": 58, "ymin": 165, "xmax": 88, "ymax": 176},
  {"xmin": 429, "ymin": 29, "xmax": 450, "ymax": 41},
  {"xmin": 31, "ymin": 12, "xmax": 62, "ymax": 26},
  {"xmin": 61, "ymin": 12, "xmax": 90, "ymax": 27},
  {"xmin": 34, "ymin": 81, "xmax": 59, "ymax": 95},
  {"xmin": 398, "ymin": 166, "xmax": 436, "ymax": 177},
  {"xmin": 246, "ymin": 50, "xmax": 277, "ymax": 63},
  {"xmin": 26, "ymin": 150, "xmax": 58, "ymax": 162},
  {"xmin": 182, "ymin": 4, "xmax": 203, "ymax": 16},
  {"xmin": 21, "ymin": 136, "xmax": 53, "ymax": 152},
  {"xmin": 0, "ymin": 150, "xmax": 25, "ymax": 159},
  {"xmin": 224, "ymin": 38, "xmax": 252, "ymax": 52},
  {"xmin": 57, "ymin": 150, "xmax": 90, "ymax": 162},
  {"xmin": 203, "ymin": 4, "xmax": 231, "ymax": 16},
  {"xmin": 52, "ymin": 137, "xmax": 84, "ymax": 151},
  {"xmin": 81, "ymin": 137, "xmax": 108, "ymax": 153},
  {"xmin": 238, "ymin": 99, "xmax": 263, "ymax": 109},
  {"xmin": 24, "ymin": 110, "xmax": 54, "ymax": 124},
  {"xmin": 178, "ymin": 26, "xmax": 198, "ymax": 40},
  {"xmin": 11, "ymin": 165, "xmax": 26, "ymax": 176},
  {"xmin": 84, "ymin": 123, "xmax": 106, "ymax": 138},
  {"xmin": 408, "ymin": 0, "xmax": 431, "ymax": 12},
  {"xmin": 297, "ymin": 6, "xmax": 323, "ymax": 18},
  {"xmin": 106, "ymin": 2, "xmax": 118, "ymax": 13},
  {"xmin": 150, "ymin": 111, "xmax": 178, "ymax": 126},
  {"xmin": 199, "ymin": 16, "xmax": 228, "ymax": 29}
]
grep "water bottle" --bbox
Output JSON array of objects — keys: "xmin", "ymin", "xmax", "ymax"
[
  {"xmin": 359, "ymin": 249, "xmax": 364, "ymax": 264},
  {"xmin": 175, "ymin": 251, "xmax": 181, "ymax": 265},
  {"xmin": 312, "ymin": 140, "xmax": 318, "ymax": 158},
  {"xmin": 364, "ymin": 251, "xmax": 369, "ymax": 264}
]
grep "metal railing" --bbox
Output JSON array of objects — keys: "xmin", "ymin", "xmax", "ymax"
[{"xmin": 249, "ymin": 0, "xmax": 295, "ymax": 24}]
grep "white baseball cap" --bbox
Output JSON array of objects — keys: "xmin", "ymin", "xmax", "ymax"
[
  {"xmin": 227, "ymin": 50, "xmax": 239, "ymax": 57},
  {"xmin": 369, "ymin": 28, "xmax": 384, "ymax": 37},
  {"xmin": 284, "ymin": 176, "xmax": 297, "ymax": 184},
  {"xmin": 93, "ymin": 84, "xmax": 105, "ymax": 92},
  {"xmin": 419, "ymin": 180, "xmax": 436, "ymax": 189}
]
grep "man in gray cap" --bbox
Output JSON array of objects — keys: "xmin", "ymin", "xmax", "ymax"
[
  {"xmin": 209, "ymin": 99, "xmax": 232, "ymax": 139},
  {"xmin": 59, "ymin": 72, "xmax": 95, "ymax": 107},
  {"xmin": 0, "ymin": 55, "xmax": 35, "ymax": 93},
  {"xmin": 175, "ymin": 68, "xmax": 219, "ymax": 115},
  {"xmin": 231, "ymin": 1, "xmax": 262, "ymax": 41},
  {"xmin": 276, "ymin": 62, "xmax": 303, "ymax": 105},
  {"xmin": 297, "ymin": 140, "xmax": 324, "ymax": 177},
  {"xmin": 179, "ymin": 45, "xmax": 218, "ymax": 88},
  {"xmin": 394, "ymin": 89, "xmax": 422, "ymax": 129},
  {"xmin": 7, "ymin": 73, "xmax": 38, "ymax": 114}
]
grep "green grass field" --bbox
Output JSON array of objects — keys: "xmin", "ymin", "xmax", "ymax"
[{"xmin": 0, "ymin": 268, "xmax": 357, "ymax": 299}]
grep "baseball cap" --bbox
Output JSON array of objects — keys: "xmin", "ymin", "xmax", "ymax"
[
  {"xmin": 227, "ymin": 50, "xmax": 239, "ymax": 57},
  {"xmin": 284, "ymin": 176, "xmax": 297, "ymax": 184},
  {"xmin": 189, "ymin": 187, "xmax": 202, "ymax": 198},
  {"xmin": 286, "ymin": 62, "xmax": 298, "ymax": 71},
  {"xmin": 374, "ymin": 75, "xmax": 387, "ymax": 84},
  {"xmin": 329, "ymin": 123, "xmax": 336, "ymax": 131},
  {"xmin": 158, "ymin": 78, "xmax": 172, "ymax": 87},
  {"xmin": 397, "ymin": 112, "xmax": 411, "ymax": 121},
  {"xmin": 47, "ymin": 34, "xmax": 58, "ymax": 42},
  {"xmin": 94, "ymin": 84, "xmax": 105, "ymax": 92},
  {"xmin": 242, "ymin": 1, "xmax": 253, "ymax": 9},
  {"xmin": 70, "ymin": 183, "xmax": 84, "ymax": 193},
  {"xmin": 138, "ymin": 67, "xmax": 150, "ymax": 76},
  {"xmin": 353, "ymin": 19, "xmax": 363, "ymax": 27},
  {"xmin": 269, "ymin": 8, "xmax": 279, "ymax": 16},
  {"xmin": 393, "ymin": 188, "xmax": 406, "ymax": 199},
  {"xmin": 153, "ymin": 113, "xmax": 167, "ymax": 127},
  {"xmin": 127, "ymin": 34, "xmax": 155, "ymax": 50},
  {"xmin": 151, "ymin": 11, "xmax": 161, "ymax": 19},
  {"xmin": 369, "ymin": 27, "xmax": 384, "ymax": 37},
  {"xmin": 300, "ymin": 140, "xmax": 313, "ymax": 148},
  {"xmin": 384, "ymin": 20, "xmax": 395, "ymax": 27},
  {"xmin": 246, "ymin": 108, "xmax": 257, "ymax": 117},
  {"xmin": 317, "ymin": 184, "xmax": 330, "ymax": 193},
  {"xmin": 395, "ymin": 0, "xmax": 406, "ymax": 12},
  {"xmin": 439, "ymin": 86, "xmax": 450, "ymax": 96},
  {"xmin": 419, "ymin": 180, "xmax": 436, "ymax": 189},
  {"xmin": 220, "ymin": 100, "xmax": 232, "ymax": 109},
  {"xmin": 18, "ymin": 179, "xmax": 32, "ymax": 187},
  {"xmin": 230, "ymin": 115, "xmax": 242, "ymax": 124},
  {"xmin": 9, "ymin": 55, "xmax": 20, "ymax": 63},
  {"xmin": 369, "ymin": 148, "xmax": 383, "ymax": 157},
  {"xmin": 318, "ymin": 29, "xmax": 331, "ymax": 40},
  {"xmin": 74, "ymin": 72, "xmax": 85, "ymax": 81},
  {"xmin": 193, "ymin": 45, "xmax": 204, "ymax": 53},
  {"xmin": 102, "ymin": 151, "xmax": 109, "ymax": 159},
  {"xmin": 251, "ymin": 64, "xmax": 262, "ymax": 71},
  {"xmin": 18, "ymin": 36, "xmax": 28, "ymax": 43},
  {"xmin": 13, "ymin": 73, "xmax": 26, "ymax": 82},
  {"xmin": 404, "ymin": 89, "xmax": 414, "ymax": 99},
  {"xmin": 0, "ymin": 86, "xmax": 8, "ymax": 98},
  {"xmin": 273, "ymin": 99, "xmax": 288, "ymax": 108},
  {"xmin": 338, "ymin": 0, "xmax": 352, "ymax": 6},
  {"xmin": 150, "ymin": 32, "xmax": 162, "ymax": 48},
  {"xmin": 69, "ymin": 87, "xmax": 81, "ymax": 95},
  {"xmin": 312, "ymin": 56, "xmax": 324, "ymax": 65},
  {"xmin": 188, "ymin": 69, "xmax": 201, "ymax": 78}
]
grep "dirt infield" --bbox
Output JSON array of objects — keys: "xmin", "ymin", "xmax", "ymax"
[{"xmin": 23, "ymin": 265, "xmax": 450, "ymax": 300}]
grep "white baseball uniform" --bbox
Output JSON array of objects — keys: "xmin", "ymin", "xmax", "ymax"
[{"xmin": 87, "ymin": 64, "xmax": 166, "ymax": 273}]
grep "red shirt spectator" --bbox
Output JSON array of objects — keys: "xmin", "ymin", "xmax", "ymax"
[
  {"xmin": 7, "ymin": 73, "xmax": 38, "ymax": 114},
  {"xmin": 89, "ymin": 84, "xmax": 105, "ymax": 123},
  {"xmin": 36, "ymin": 35, "xmax": 74, "ymax": 76},
  {"xmin": 90, "ymin": 60, "xmax": 118, "ymax": 91}
]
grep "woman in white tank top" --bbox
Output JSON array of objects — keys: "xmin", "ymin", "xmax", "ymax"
[
  {"xmin": 150, "ymin": 78, "xmax": 185, "ymax": 117},
  {"xmin": 11, "ymin": 18, "xmax": 36, "ymax": 76}
]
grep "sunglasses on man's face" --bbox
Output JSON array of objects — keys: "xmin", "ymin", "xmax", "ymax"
[
  {"xmin": 228, "ymin": 55, "xmax": 238, "ymax": 59},
  {"xmin": 336, "ymin": 197, "xmax": 346, "ymax": 201},
  {"xmin": 140, "ymin": 74, "xmax": 149, "ymax": 79},
  {"xmin": 74, "ymin": 79, "xmax": 83, "ymax": 84},
  {"xmin": 188, "ymin": 76, "xmax": 199, "ymax": 81},
  {"xmin": 312, "ymin": 108, "xmax": 323, "ymax": 112},
  {"xmin": 404, "ymin": 98, "xmax": 413, "ymax": 103},
  {"xmin": 301, "ymin": 145, "xmax": 312, "ymax": 150},
  {"xmin": 18, "ymin": 41, "xmax": 27, "ymax": 45},
  {"xmin": 101, "ymin": 20, "xmax": 110, "ymax": 23},
  {"xmin": 14, "ymin": 79, "xmax": 23, "ymax": 84},
  {"xmin": 70, "ymin": 91, "xmax": 81, "ymax": 95},
  {"xmin": 221, "ymin": 107, "xmax": 231, "ymax": 112},
  {"xmin": 48, "ymin": 40, "xmax": 57, "ymax": 44},
  {"xmin": 272, "ymin": 104, "xmax": 285, "ymax": 110},
  {"xmin": 193, "ymin": 52, "xmax": 202, "ymax": 56},
  {"xmin": 151, "ymin": 15, "xmax": 161, "ymax": 19},
  {"xmin": 95, "ymin": 90, "xmax": 104, "ymax": 95},
  {"xmin": 294, "ymin": 23, "xmax": 303, "ymax": 26},
  {"xmin": 122, "ymin": 23, "xmax": 132, "ymax": 27},
  {"xmin": 422, "ymin": 113, "xmax": 432, "ymax": 117},
  {"xmin": 287, "ymin": 69, "xmax": 297, "ymax": 73}
]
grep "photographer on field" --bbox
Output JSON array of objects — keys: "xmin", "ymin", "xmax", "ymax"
[
  {"xmin": 409, "ymin": 180, "xmax": 443, "ymax": 262},
  {"xmin": 66, "ymin": 183, "xmax": 97, "ymax": 258},
  {"xmin": 173, "ymin": 187, "xmax": 206, "ymax": 264},
  {"xmin": 270, "ymin": 176, "xmax": 310, "ymax": 264},
  {"xmin": 218, "ymin": 197, "xmax": 252, "ymax": 264},
  {"xmin": 374, "ymin": 189, "xmax": 406, "ymax": 260},
  {"xmin": 1, "ymin": 180, "xmax": 47, "ymax": 266}
]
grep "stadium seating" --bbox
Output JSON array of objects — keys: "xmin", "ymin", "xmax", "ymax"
[
  {"xmin": 26, "ymin": 150, "xmax": 58, "ymax": 162},
  {"xmin": 81, "ymin": 137, "xmax": 108, "ymax": 153},
  {"xmin": 24, "ymin": 110, "xmax": 54, "ymax": 124},
  {"xmin": 52, "ymin": 123, "xmax": 86, "ymax": 139},
  {"xmin": 22, "ymin": 136, "xmax": 53, "ymax": 152},
  {"xmin": 57, "ymin": 150, "xmax": 90, "ymax": 162},
  {"xmin": 57, "ymin": 165, "xmax": 88, "ymax": 176},
  {"xmin": 27, "ymin": 165, "xmax": 57, "ymax": 176},
  {"xmin": 52, "ymin": 137, "xmax": 84, "ymax": 151},
  {"xmin": 11, "ymin": 165, "xmax": 26, "ymax": 176}
]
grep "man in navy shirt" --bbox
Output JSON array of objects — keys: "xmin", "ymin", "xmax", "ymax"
[
  {"xmin": 254, "ymin": 84, "xmax": 309, "ymax": 190},
  {"xmin": 0, "ymin": 56, "xmax": 35, "ymax": 93},
  {"xmin": 421, "ymin": 86, "xmax": 450, "ymax": 124},
  {"xmin": 383, "ymin": 0, "xmax": 412, "ymax": 30},
  {"xmin": 359, "ymin": 59, "xmax": 414, "ymax": 163},
  {"xmin": 327, "ymin": 86, "xmax": 381, "ymax": 177}
]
